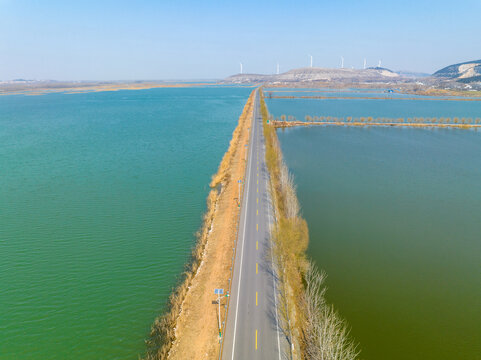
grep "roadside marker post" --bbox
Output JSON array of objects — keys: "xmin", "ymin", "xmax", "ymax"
[
  {"xmin": 215, "ymin": 288, "xmax": 224, "ymax": 340},
  {"xmin": 238, "ymin": 180, "xmax": 242, "ymax": 207}
]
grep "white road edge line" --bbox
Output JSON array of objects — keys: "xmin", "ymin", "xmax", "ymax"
[
  {"xmin": 265, "ymin": 127, "xmax": 282, "ymax": 360},
  {"xmin": 231, "ymin": 91, "xmax": 256, "ymax": 360}
]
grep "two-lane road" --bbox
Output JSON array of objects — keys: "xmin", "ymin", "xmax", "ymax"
[{"xmin": 222, "ymin": 90, "xmax": 288, "ymax": 360}]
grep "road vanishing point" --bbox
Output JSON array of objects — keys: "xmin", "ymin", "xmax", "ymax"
[{"xmin": 221, "ymin": 90, "xmax": 289, "ymax": 359}]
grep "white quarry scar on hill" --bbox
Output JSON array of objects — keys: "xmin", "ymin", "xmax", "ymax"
[{"xmin": 458, "ymin": 63, "xmax": 479, "ymax": 79}]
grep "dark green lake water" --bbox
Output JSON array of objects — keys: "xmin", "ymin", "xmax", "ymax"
[
  {"xmin": 274, "ymin": 121, "xmax": 481, "ymax": 359},
  {"xmin": 0, "ymin": 87, "xmax": 251, "ymax": 359}
]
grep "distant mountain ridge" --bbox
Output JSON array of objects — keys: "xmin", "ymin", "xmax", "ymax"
[
  {"xmin": 223, "ymin": 66, "xmax": 402, "ymax": 84},
  {"xmin": 433, "ymin": 60, "xmax": 481, "ymax": 83}
]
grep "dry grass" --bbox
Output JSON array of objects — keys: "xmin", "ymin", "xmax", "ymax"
[
  {"xmin": 408, "ymin": 88, "xmax": 481, "ymax": 98},
  {"xmin": 144, "ymin": 185, "xmax": 219, "ymax": 360},
  {"xmin": 270, "ymin": 95, "xmax": 481, "ymax": 101},
  {"xmin": 260, "ymin": 89, "xmax": 359, "ymax": 360},
  {"xmin": 144, "ymin": 90, "xmax": 255, "ymax": 360},
  {"xmin": 303, "ymin": 264, "xmax": 359, "ymax": 360},
  {"xmin": 273, "ymin": 120, "xmax": 481, "ymax": 129},
  {"xmin": 0, "ymin": 82, "xmax": 216, "ymax": 96}
]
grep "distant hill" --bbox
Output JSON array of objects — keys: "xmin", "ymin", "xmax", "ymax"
[
  {"xmin": 396, "ymin": 70, "xmax": 430, "ymax": 78},
  {"xmin": 223, "ymin": 66, "xmax": 402, "ymax": 84},
  {"xmin": 433, "ymin": 60, "xmax": 481, "ymax": 83}
]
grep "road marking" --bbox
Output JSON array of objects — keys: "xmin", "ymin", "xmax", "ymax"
[
  {"xmin": 231, "ymin": 96, "xmax": 255, "ymax": 360},
  {"xmin": 256, "ymin": 263, "xmax": 258, "ymax": 274},
  {"xmin": 266, "ymin": 162, "xmax": 282, "ymax": 360},
  {"xmin": 256, "ymin": 197, "xmax": 258, "ymax": 204},
  {"xmin": 256, "ymin": 291, "xmax": 258, "ymax": 306},
  {"xmin": 257, "ymin": 179, "xmax": 258, "ymax": 185},
  {"xmin": 256, "ymin": 224, "xmax": 258, "ymax": 232},
  {"xmin": 256, "ymin": 241, "xmax": 258, "ymax": 250},
  {"xmin": 256, "ymin": 209, "xmax": 258, "ymax": 215},
  {"xmin": 255, "ymin": 330, "xmax": 258, "ymax": 350},
  {"xmin": 257, "ymin": 187, "xmax": 258, "ymax": 193}
]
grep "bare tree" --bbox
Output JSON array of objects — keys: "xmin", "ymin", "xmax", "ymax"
[{"xmin": 303, "ymin": 264, "xmax": 360, "ymax": 360}]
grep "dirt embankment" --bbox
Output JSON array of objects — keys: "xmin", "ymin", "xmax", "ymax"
[
  {"xmin": 0, "ymin": 82, "xmax": 216, "ymax": 96},
  {"xmin": 272, "ymin": 120, "xmax": 481, "ymax": 129},
  {"xmin": 144, "ymin": 90, "xmax": 255, "ymax": 360},
  {"xmin": 261, "ymin": 89, "xmax": 359, "ymax": 360},
  {"xmin": 269, "ymin": 95, "xmax": 481, "ymax": 101}
]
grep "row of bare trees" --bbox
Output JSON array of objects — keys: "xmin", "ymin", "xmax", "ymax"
[
  {"xmin": 261, "ymin": 89, "xmax": 360, "ymax": 360},
  {"xmin": 274, "ymin": 114, "xmax": 481, "ymax": 125},
  {"xmin": 304, "ymin": 264, "xmax": 359, "ymax": 360}
]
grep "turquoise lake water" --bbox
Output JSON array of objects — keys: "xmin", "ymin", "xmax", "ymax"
[
  {"xmin": 268, "ymin": 95, "xmax": 481, "ymax": 360},
  {"xmin": 266, "ymin": 89, "xmax": 481, "ymax": 121},
  {"xmin": 264, "ymin": 87, "xmax": 481, "ymax": 100},
  {"xmin": 0, "ymin": 87, "xmax": 251, "ymax": 359}
]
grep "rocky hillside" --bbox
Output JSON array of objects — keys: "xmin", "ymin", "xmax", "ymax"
[
  {"xmin": 223, "ymin": 66, "xmax": 403, "ymax": 84},
  {"xmin": 433, "ymin": 60, "xmax": 481, "ymax": 83}
]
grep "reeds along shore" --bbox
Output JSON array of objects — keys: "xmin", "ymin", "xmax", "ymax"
[
  {"xmin": 268, "ymin": 95, "xmax": 481, "ymax": 101},
  {"xmin": 144, "ymin": 91, "xmax": 255, "ymax": 360},
  {"xmin": 260, "ymin": 89, "xmax": 359, "ymax": 360},
  {"xmin": 272, "ymin": 114, "xmax": 481, "ymax": 129}
]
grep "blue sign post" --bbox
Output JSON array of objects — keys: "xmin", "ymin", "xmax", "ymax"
[
  {"xmin": 237, "ymin": 180, "xmax": 242, "ymax": 207},
  {"xmin": 214, "ymin": 288, "xmax": 224, "ymax": 339}
]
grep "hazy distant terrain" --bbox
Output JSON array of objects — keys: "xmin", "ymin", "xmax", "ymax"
[
  {"xmin": 433, "ymin": 59, "xmax": 481, "ymax": 83},
  {"xmin": 0, "ymin": 80, "xmax": 215, "ymax": 95},
  {"xmin": 223, "ymin": 67, "xmax": 403, "ymax": 84},
  {"xmin": 222, "ymin": 60, "xmax": 481, "ymax": 92},
  {"xmin": 2, "ymin": 60, "xmax": 481, "ymax": 95}
]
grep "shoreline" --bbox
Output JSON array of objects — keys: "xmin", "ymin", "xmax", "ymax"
[
  {"xmin": 268, "ymin": 94, "xmax": 481, "ymax": 101},
  {"xmin": 0, "ymin": 82, "xmax": 217, "ymax": 96},
  {"xmin": 263, "ymin": 83, "xmax": 481, "ymax": 98},
  {"xmin": 260, "ymin": 89, "xmax": 360, "ymax": 359},
  {"xmin": 272, "ymin": 120, "xmax": 481, "ymax": 129},
  {"xmin": 144, "ymin": 90, "xmax": 255, "ymax": 360}
]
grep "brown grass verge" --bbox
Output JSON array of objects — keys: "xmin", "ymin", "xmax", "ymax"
[
  {"xmin": 273, "ymin": 120, "xmax": 481, "ymax": 129},
  {"xmin": 270, "ymin": 95, "xmax": 481, "ymax": 101},
  {"xmin": 144, "ymin": 90, "xmax": 255, "ymax": 360},
  {"xmin": 260, "ymin": 89, "xmax": 359, "ymax": 360},
  {"xmin": 0, "ymin": 83, "xmax": 216, "ymax": 96}
]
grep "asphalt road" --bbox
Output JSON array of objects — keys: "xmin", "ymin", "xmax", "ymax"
[{"xmin": 221, "ymin": 90, "xmax": 289, "ymax": 360}]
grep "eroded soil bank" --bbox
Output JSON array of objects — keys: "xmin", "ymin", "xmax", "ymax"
[{"xmin": 145, "ymin": 90, "xmax": 255, "ymax": 360}]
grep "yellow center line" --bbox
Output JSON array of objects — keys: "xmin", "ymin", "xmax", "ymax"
[
  {"xmin": 257, "ymin": 188, "xmax": 258, "ymax": 193},
  {"xmin": 256, "ymin": 197, "xmax": 258, "ymax": 204},
  {"xmin": 257, "ymin": 179, "xmax": 258, "ymax": 185},
  {"xmin": 255, "ymin": 330, "xmax": 258, "ymax": 350},
  {"xmin": 256, "ymin": 209, "xmax": 258, "ymax": 215},
  {"xmin": 256, "ymin": 263, "xmax": 258, "ymax": 274},
  {"xmin": 256, "ymin": 291, "xmax": 258, "ymax": 306},
  {"xmin": 256, "ymin": 223, "xmax": 258, "ymax": 232},
  {"xmin": 256, "ymin": 241, "xmax": 258, "ymax": 250}
]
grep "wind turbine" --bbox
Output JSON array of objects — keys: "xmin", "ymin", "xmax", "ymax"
[
  {"xmin": 340, "ymin": 56, "xmax": 344, "ymax": 69},
  {"xmin": 240, "ymin": 62, "xmax": 243, "ymax": 74},
  {"xmin": 364, "ymin": 58, "xmax": 367, "ymax": 69},
  {"xmin": 309, "ymin": 54, "xmax": 313, "ymax": 68},
  {"xmin": 378, "ymin": 60, "xmax": 382, "ymax": 68},
  {"xmin": 276, "ymin": 62, "xmax": 280, "ymax": 75}
]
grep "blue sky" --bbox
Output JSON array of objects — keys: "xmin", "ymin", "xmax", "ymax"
[{"xmin": 1, "ymin": 0, "xmax": 479, "ymax": 80}]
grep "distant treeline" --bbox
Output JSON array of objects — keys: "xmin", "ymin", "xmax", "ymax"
[
  {"xmin": 267, "ymin": 94, "xmax": 481, "ymax": 101},
  {"xmin": 275, "ymin": 114, "xmax": 481, "ymax": 125},
  {"xmin": 261, "ymin": 90, "xmax": 360, "ymax": 360}
]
